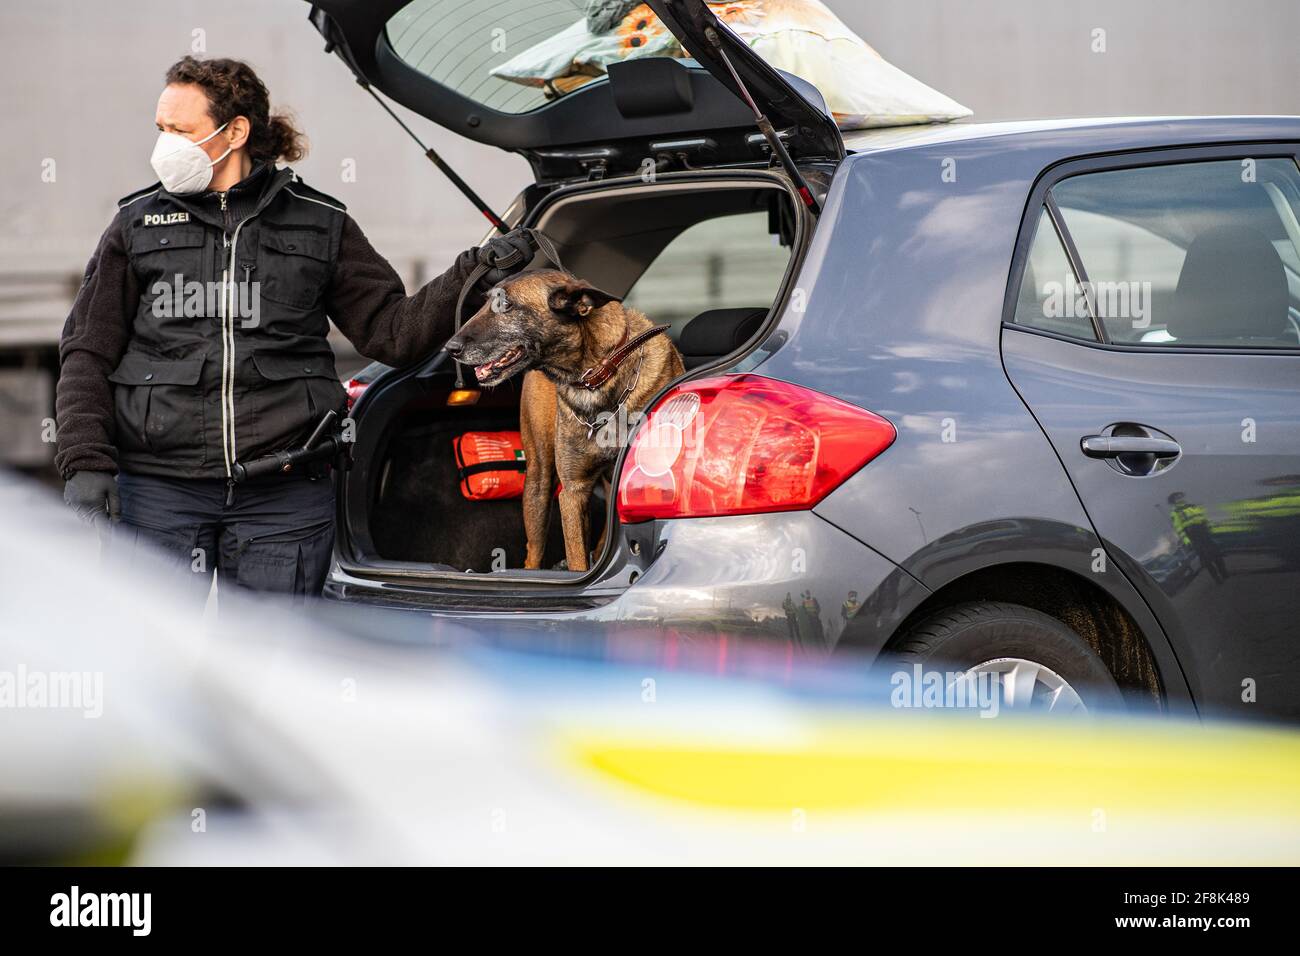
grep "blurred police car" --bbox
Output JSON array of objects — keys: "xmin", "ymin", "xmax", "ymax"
[{"xmin": 2, "ymin": 472, "xmax": 1297, "ymax": 865}]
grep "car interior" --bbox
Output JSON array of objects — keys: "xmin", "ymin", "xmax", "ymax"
[{"xmin": 357, "ymin": 178, "xmax": 799, "ymax": 574}]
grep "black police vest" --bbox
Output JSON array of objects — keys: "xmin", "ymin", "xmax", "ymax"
[{"xmin": 111, "ymin": 168, "xmax": 348, "ymax": 480}]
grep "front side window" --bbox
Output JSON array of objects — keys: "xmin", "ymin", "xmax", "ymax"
[{"xmin": 1050, "ymin": 158, "xmax": 1300, "ymax": 348}]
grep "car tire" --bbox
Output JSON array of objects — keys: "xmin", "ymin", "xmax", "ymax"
[{"xmin": 891, "ymin": 600, "xmax": 1125, "ymax": 713}]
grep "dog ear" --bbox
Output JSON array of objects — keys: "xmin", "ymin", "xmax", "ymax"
[{"xmin": 548, "ymin": 279, "xmax": 621, "ymax": 319}]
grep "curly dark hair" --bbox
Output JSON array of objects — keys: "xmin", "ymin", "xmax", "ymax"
[{"xmin": 164, "ymin": 55, "xmax": 306, "ymax": 164}]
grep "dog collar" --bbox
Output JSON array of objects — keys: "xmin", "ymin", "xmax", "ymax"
[
  {"xmin": 568, "ymin": 346, "xmax": 648, "ymax": 440},
  {"xmin": 577, "ymin": 323, "xmax": 672, "ymax": 390}
]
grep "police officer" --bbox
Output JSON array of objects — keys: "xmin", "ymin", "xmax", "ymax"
[{"xmin": 56, "ymin": 55, "xmax": 531, "ymax": 599}]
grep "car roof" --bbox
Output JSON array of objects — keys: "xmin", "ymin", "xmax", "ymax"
[{"xmin": 842, "ymin": 116, "xmax": 1300, "ymax": 156}]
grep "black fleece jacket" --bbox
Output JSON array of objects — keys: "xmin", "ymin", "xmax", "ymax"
[{"xmin": 55, "ymin": 177, "xmax": 480, "ymax": 479}]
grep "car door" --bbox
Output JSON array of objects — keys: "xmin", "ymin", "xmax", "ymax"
[{"xmin": 1002, "ymin": 146, "xmax": 1300, "ymax": 721}]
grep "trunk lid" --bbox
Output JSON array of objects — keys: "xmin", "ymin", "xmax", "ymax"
[{"xmin": 307, "ymin": 0, "xmax": 844, "ymax": 182}]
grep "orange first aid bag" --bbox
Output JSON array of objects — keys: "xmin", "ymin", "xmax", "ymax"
[{"xmin": 453, "ymin": 431, "xmax": 527, "ymax": 500}]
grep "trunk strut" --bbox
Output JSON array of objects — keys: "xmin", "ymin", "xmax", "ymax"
[
  {"xmin": 703, "ymin": 25, "xmax": 822, "ymax": 215},
  {"xmin": 353, "ymin": 80, "xmax": 507, "ymax": 233},
  {"xmin": 319, "ymin": 24, "xmax": 507, "ymax": 233}
]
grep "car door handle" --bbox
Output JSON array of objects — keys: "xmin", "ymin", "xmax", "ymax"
[{"xmin": 1080, "ymin": 436, "xmax": 1181, "ymax": 458}]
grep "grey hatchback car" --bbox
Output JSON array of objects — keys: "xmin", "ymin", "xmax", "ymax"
[{"xmin": 308, "ymin": 1, "xmax": 1300, "ymax": 722}]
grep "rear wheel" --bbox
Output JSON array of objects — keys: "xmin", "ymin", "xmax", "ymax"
[{"xmin": 891, "ymin": 601, "xmax": 1124, "ymax": 714}]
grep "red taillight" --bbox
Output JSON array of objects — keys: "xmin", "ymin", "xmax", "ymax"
[
  {"xmin": 345, "ymin": 378, "xmax": 368, "ymax": 409},
  {"xmin": 617, "ymin": 374, "xmax": 895, "ymax": 523}
]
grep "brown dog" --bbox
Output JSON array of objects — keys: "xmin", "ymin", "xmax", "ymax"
[{"xmin": 444, "ymin": 270, "xmax": 684, "ymax": 572}]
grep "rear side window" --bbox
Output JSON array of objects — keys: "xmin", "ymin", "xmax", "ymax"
[
  {"xmin": 1012, "ymin": 208, "xmax": 1099, "ymax": 341},
  {"xmin": 1051, "ymin": 158, "xmax": 1300, "ymax": 348}
]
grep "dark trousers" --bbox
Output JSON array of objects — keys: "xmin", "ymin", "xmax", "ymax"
[{"xmin": 113, "ymin": 471, "xmax": 336, "ymax": 603}]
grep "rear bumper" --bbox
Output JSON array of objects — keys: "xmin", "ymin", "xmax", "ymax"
[{"xmin": 325, "ymin": 510, "xmax": 925, "ymax": 653}]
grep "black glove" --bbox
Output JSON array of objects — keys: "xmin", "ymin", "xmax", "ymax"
[
  {"xmin": 63, "ymin": 471, "xmax": 120, "ymax": 524},
  {"xmin": 476, "ymin": 229, "xmax": 536, "ymax": 289}
]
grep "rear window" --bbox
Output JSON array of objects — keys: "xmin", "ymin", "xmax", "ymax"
[
  {"xmin": 386, "ymin": 0, "xmax": 685, "ymax": 115},
  {"xmin": 1050, "ymin": 158, "xmax": 1300, "ymax": 348}
]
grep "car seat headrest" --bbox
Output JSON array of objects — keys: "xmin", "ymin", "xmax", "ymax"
[
  {"xmin": 1169, "ymin": 225, "xmax": 1288, "ymax": 342},
  {"xmin": 678, "ymin": 307, "xmax": 768, "ymax": 359}
]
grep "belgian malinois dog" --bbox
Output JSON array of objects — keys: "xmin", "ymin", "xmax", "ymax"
[{"xmin": 444, "ymin": 269, "xmax": 684, "ymax": 572}]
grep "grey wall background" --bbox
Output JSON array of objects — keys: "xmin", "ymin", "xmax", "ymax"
[{"xmin": 2, "ymin": 0, "xmax": 1297, "ymax": 281}]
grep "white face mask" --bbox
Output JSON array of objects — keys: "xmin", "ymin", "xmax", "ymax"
[{"xmin": 150, "ymin": 122, "xmax": 231, "ymax": 195}]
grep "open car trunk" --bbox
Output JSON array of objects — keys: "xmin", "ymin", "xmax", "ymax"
[
  {"xmin": 308, "ymin": 0, "xmax": 844, "ymax": 591},
  {"xmin": 338, "ymin": 171, "xmax": 810, "ymax": 585},
  {"xmin": 368, "ymin": 389, "xmax": 599, "ymax": 573}
]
